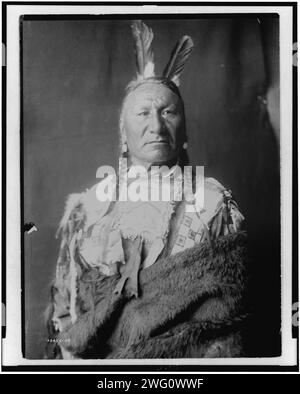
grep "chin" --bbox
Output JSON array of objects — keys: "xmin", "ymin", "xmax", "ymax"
[
  {"xmin": 133, "ymin": 145, "xmax": 177, "ymax": 166},
  {"xmin": 146, "ymin": 153, "xmax": 177, "ymax": 165}
]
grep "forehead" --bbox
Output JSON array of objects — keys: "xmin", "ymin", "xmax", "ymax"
[{"xmin": 124, "ymin": 83, "xmax": 180, "ymax": 109}]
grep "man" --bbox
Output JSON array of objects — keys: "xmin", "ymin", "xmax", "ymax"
[{"xmin": 46, "ymin": 21, "xmax": 247, "ymax": 359}]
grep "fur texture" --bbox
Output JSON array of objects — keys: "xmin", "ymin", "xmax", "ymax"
[{"xmin": 48, "ymin": 231, "xmax": 249, "ymax": 359}]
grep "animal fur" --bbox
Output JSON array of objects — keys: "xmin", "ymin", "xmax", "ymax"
[{"xmin": 47, "ymin": 231, "xmax": 249, "ymax": 359}]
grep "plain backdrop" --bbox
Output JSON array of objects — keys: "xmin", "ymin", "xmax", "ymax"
[{"xmin": 22, "ymin": 16, "xmax": 280, "ymax": 359}]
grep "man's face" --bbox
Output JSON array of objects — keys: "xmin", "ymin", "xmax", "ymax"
[{"xmin": 122, "ymin": 83, "xmax": 185, "ymax": 166}]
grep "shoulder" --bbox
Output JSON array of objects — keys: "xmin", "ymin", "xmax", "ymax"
[
  {"xmin": 57, "ymin": 181, "xmax": 111, "ymax": 238},
  {"xmin": 204, "ymin": 177, "xmax": 226, "ymax": 202},
  {"xmin": 204, "ymin": 177, "xmax": 226, "ymax": 192},
  {"xmin": 195, "ymin": 176, "xmax": 245, "ymax": 233},
  {"xmin": 195, "ymin": 177, "xmax": 226, "ymax": 217}
]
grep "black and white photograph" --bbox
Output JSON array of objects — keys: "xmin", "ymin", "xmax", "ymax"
[{"xmin": 2, "ymin": 2, "xmax": 298, "ymax": 370}]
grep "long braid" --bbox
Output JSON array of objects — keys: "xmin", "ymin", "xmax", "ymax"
[{"xmin": 178, "ymin": 147, "xmax": 189, "ymax": 168}]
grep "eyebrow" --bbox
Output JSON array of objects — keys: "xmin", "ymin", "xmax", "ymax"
[
  {"xmin": 133, "ymin": 99, "xmax": 178, "ymax": 110},
  {"xmin": 133, "ymin": 105, "xmax": 151, "ymax": 112}
]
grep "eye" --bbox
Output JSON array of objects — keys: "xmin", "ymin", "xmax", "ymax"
[
  {"xmin": 137, "ymin": 110, "xmax": 150, "ymax": 117},
  {"xmin": 161, "ymin": 109, "xmax": 176, "ymax": 117}
]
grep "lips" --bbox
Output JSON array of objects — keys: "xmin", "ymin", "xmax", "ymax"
[{"xmin": 146, "ymin": 140, "xmax": 169, "ymax": 145}]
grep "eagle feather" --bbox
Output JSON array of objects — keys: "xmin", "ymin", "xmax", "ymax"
[
  {"xmin": 163, "ymin": 35, "xmax": 194, "ymax": 86},
  {"xmin": 131, "ymin": 20, "xmax": 155, "ymax": 80}
]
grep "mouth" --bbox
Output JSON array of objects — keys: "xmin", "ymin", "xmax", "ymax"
[{"xmin": 146, "ymin": 140, "xmax": 170, "ymax": 145}]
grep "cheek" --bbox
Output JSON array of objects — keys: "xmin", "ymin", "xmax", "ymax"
[
  {"xmin": 167, "ymin": 118, "xmax": 185, "ymax": 141},
  {"xmin": 125, "ymin": 114, "xmax": 142, "ymax": 133},
  {"xmin": 124, "ymin": 118, "xmax": 136, "ymax": 140},
  {"xmin": 125, "ymin": 115, "xmax": 149, "ymax": 140},
  {"xmin": 124, "ymin": 120, "xmax": 144, "ymax": 150}
]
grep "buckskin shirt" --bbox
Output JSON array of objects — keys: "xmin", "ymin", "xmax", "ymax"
[{"xmin": 47, "ymin": 165, "xmax": 246, "ymax": 359}]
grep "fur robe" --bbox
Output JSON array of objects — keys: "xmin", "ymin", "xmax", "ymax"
[{"xmin": 47, "ymin": 231, "xmax": 249, "ymax": 359}]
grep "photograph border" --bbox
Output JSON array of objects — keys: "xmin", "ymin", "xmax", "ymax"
[{"xmin": 1, "ymin": 1, "xmax": 298, "ymax": 372}]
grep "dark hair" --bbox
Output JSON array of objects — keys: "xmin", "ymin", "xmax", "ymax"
[{"xmin": 125, "ymin": 77, "xmax": 182, "ymax": 99}]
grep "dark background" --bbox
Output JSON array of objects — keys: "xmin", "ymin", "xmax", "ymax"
[{"xmin": 22, "ymin": 16, "xmax": 280, "ymax": 359}]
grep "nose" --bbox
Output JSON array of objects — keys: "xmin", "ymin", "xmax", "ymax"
[{"xmin": 149, "ymin": 111, "xmax": 165, "ymax": 135}]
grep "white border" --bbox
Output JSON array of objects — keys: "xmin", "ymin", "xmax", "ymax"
[{"xmin": 3, "ymin": 3, "xmax": 297, "ymax": 367}]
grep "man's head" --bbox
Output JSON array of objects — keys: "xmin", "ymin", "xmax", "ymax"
[{"xmin": 120, "ymin": 81, "xmax": 187, "ymax": 167}]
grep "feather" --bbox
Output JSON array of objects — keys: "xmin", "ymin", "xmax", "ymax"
[
  {"xmin": 163, "ymin": 35, "xmax": 194, "ymax": 86},
  {"xmin": 131, "ymin": 20, "xmax": 155, "ymax": 79}
]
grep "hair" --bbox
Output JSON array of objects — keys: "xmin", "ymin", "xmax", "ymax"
[{"xmin": 118, "ymin": 78, "xmax": 189, "ymax": 167}]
